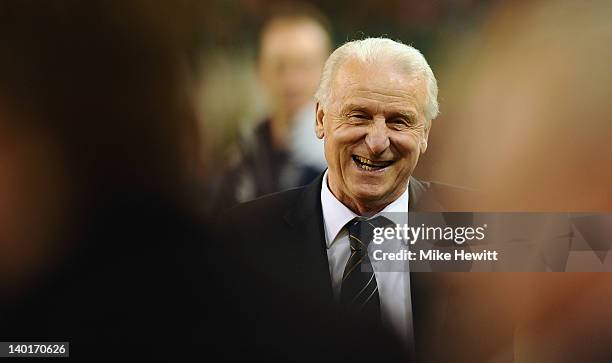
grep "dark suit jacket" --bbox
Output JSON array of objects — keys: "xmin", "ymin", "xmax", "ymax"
[{"xmin": 220, "ymin": 174, "xmax": 512, "ymax": 363}]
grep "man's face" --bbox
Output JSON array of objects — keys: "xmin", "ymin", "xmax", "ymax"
[
  {"xmin": 316, "ymin": 59, "xmax": 430, "ymax": 214},
  {"xmin": 258, "ymin": 20, "xmax": 329, "ymax": 117}
]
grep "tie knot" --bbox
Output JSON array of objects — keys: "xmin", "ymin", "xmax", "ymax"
[{"xmin": 347, "ymin": 216, "xmax": 394, "ymax": 252}]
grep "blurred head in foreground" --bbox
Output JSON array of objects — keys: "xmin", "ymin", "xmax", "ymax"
[
  {"xmin": 427, "ymin": 1, "xmax": 612, "ymax": 362},
  {"xmin": 314, "ymin": 38, "xmax": 438, "ymax": 215},
  {"xmin": 0, "ymin": 0, "xmax": 200, "ymax": 300},
  {"xmin": 434, "ymin": 0, "xmax": 612, "ymax": 211}
]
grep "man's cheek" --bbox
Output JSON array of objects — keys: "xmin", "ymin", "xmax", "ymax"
[{"xmin": 393, "ymin": 136, "xmax": 420, "ymax": 156}]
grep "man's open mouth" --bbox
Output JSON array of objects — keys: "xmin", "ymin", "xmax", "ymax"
[{"xmin": 352, "ymin": 155, "xmax": 394, "ymax": 171}]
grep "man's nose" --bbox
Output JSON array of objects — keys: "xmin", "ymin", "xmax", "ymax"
[{"xmin": 365, "ymin": 118, "xmax": 390, "ymax": 155}]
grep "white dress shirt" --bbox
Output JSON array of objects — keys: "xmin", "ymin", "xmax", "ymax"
[{"xmin": 320, "ymin": 170, "xmax": 413, "ymax": 343}]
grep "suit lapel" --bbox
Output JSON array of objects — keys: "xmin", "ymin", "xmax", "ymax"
[
  {"xmin": 284, "ymin": 174, "xmax": 334, "ymax": 305},
  {"xmin": 409, "ymin": 176, "xmax": 445, "ymax": 212}
]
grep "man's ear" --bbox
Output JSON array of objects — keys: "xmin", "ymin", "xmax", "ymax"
[
  {"xmin": 420, "ymin": 121, "xmax": 431, "ymax": 154},
  {"xmin": 315, "ymin": 102, "xmax": 325, "ymax": 139}
]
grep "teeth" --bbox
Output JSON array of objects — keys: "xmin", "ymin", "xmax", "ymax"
[{"xmin": 354, "ymin": 155, "xmax": 391, "ymax": 169}]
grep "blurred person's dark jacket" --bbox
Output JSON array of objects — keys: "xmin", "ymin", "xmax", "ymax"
[{"xmin": 209, "ymin": 119, "xmax": 321, "ymax": 212}]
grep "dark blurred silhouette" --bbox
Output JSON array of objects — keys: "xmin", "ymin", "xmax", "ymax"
[
  {"xmin": 0, "ymin": 1, "xmax": 210, "ymax": 360},
  {"xmin": 209, "ymin": 2, "xmax": 331, "ymax": 212}
]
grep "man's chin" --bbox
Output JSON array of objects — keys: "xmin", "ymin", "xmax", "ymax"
[{"xmin": 349, "ymin": 187, "xmax": 393, "ymax": 205}]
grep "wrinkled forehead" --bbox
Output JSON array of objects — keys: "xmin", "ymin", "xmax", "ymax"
[{"xmin": 330, "ymin": 58, "xmax": 427, "ymax": 115}]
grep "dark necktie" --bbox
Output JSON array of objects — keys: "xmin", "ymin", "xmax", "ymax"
[{"xmin": 340, "ymin": 216, "xmax": 392, "ymax": 319}]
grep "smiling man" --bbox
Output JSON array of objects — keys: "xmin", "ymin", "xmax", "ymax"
[
  {"xmin": 314, "ymin": 40, "xmax": 436, "ymax": 216},
  {"xmin": 222, "ymin": 38, "xmax": 470, "ymax": 360}
]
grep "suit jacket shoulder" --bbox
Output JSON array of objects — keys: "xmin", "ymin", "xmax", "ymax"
[
  {"xmin": 409, "ymin": 177, "xmax": 477, "ymax": 212},
  {"xmin": 222, "ymin": 174, "xmax": 476, "ymax": 225}
]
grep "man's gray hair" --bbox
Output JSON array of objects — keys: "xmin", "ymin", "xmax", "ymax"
[{"xmin": 314, "ymin": 37, "xmax": 439, "ymax": 122}]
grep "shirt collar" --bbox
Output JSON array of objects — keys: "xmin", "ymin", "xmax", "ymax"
[{"xmin": 320, "ymin": 170, "xmax": 409, "ymax": 248}]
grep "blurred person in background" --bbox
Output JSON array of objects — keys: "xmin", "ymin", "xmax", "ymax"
[{"xmin": 210, "ymin": 2, "xmax": 331, "ymax": 211}]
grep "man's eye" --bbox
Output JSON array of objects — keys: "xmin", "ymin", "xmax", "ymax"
[
  {"xmin": 388, "ymin": 118, "xmax": 410, "ymax": 128},
  {"xmin": 349, "ymin": 114, "xmax": 369, "ymax": 120}
]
